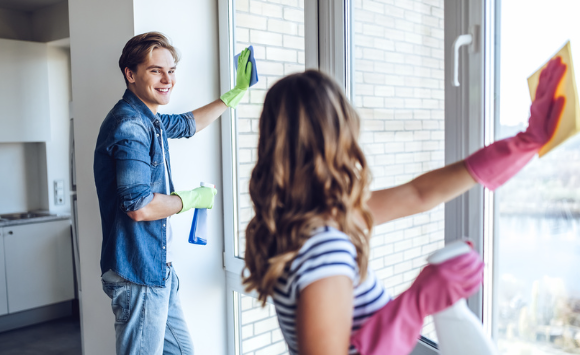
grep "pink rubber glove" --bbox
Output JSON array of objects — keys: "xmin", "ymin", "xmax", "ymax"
[
  {"xmin": 465, "ymin": 57, "xmax": 566, "ymax": 190},
  {"xmin": 351, "ymin": 251, "xmax": 484, "ymax": 355}
]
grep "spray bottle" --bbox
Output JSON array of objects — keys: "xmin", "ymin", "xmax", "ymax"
[
  {"xmin": 188, "ymin": 182, "xmax": 214, "ymax": 245},
  {"xmin": 426, "ymin": 240, "xmax": 498, "ymax": 355}
]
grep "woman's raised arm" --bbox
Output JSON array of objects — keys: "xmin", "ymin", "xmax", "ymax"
[{"xmin": 367, "ymin": 161, "xmax": 475, "ymax": 226}]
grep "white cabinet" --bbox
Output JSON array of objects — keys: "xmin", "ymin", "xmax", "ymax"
[
  {"xmin": 0, "ymin": 39, "xmax": 50, "ymax": 142},
  {"xmin": 0, "ymin": 235, "xmax": 7, "ymax": 316},
  {"xmin": 2, "ymin": 220, "xmax": 74, "ymax": 313}
]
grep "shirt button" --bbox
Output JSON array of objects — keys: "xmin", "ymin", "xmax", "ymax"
[
  {"xmin": 156, "ymin": 133, "xmax": 159, "ymax": 137},
  {"xmin": 163, "ymin": 224, "xmax": 166, "ymax": 227},
  {"xmin": 163, "ymin": 246, "xmax": 166, "ymax": 249}
]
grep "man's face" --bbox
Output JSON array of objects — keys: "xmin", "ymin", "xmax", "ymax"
[{"xmin": 125, "ymin": 47, "xmax": 176, "ymax": 114}]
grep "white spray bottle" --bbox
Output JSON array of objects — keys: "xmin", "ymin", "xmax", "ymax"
[
  {"xmin": 188, "ymin": 182, "xmax": 214, "ymax": 245},
  {"xmin": 426, "ymin": 240, "xmax": 498, "ymax": 355}
]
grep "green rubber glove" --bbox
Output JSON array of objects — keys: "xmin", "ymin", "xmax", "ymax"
[
  {"xmin": 220, "ymin": 47, "xmax": 252, "ymax": 108},
  {"xmin": 171, "ymin": 187, "xmax": 217, "ymax": 213}
]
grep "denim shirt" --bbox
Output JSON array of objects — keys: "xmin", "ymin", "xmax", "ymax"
[{"xmin": 94, "ymin": 90, "xmax": 196, "ymax": 287}]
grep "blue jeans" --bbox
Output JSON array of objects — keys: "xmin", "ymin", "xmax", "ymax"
[{"xmin": 101, "ymin": 265, "xmax": 193, "ymax": 355}]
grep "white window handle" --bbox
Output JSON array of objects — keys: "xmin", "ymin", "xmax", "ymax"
[{"xmin": 453, "ymin": 34, "xmax": 473, "ymax": 87}]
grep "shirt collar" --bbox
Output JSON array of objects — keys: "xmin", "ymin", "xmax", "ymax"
[{"xmin": 122, "ymin": 89, "xmax": 158, "ymax": 124}]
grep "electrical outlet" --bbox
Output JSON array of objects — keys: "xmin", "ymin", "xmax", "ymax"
[{"xmin": 54, "ymin": 179, "xmax": 65, "ymax": 205}]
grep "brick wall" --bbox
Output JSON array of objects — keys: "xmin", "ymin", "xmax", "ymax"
[
  {"xmin": 353, "ymin": 0, "xmax": 445, "ymax": 340},
  {"xmin": 240, "ymin": 293, "xmax": 289, "ymax": 355},
  {"xmin": 235, "ymin": 0, "xmax": 306, "ymax": 259},
  {"xmin": 233, "ymin": 0, "xmax": 444, "ymax": 350}
]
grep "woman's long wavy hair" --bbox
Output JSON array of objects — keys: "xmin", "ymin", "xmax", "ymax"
[{"xmin": 242, "ymin": 70, "xmax": 374, "ymax": 305}]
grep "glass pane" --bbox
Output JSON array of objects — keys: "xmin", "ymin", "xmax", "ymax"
[
  {"xmin": 495, "ymin": 1, "xmax": 580, "ymax": 354},
  {"xmin": 234, "ymin": 0, "xmax": 305, "ymax": 258},
  {"xmin": 350, "ymin": 0, "xmax": 445, "ymax": 342},
  {"xmin": 237, "ymin": 292, "xmax": 289, "ymax": 355}
]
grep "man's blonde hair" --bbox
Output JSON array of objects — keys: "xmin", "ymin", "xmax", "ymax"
[{"xmin": 119, "ymin": 32, "xmax": 180, "ymax": 86}]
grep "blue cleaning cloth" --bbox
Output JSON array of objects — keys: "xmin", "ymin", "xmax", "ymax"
[{"xmin": 234, "ymin": 45, "xmax": 259, "ymax": 87}]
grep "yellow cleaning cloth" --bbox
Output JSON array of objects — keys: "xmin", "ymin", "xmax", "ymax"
[{"xmin": 528, "ymin": 41, "xmax": 580, "ymax": 157}]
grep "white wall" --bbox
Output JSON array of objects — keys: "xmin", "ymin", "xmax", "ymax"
[
  {"xmin": 69, "ymin": 1, "xmax": 227, "ymax": 354},
  {"xmin": 45, "ymin": 40, "xmax": 72, "ymax": 214},
  {"xmin": 0, "ymin": 144, "xmax": 41, "ymax": 214},
  {"xmin": 0, "ymin": 0, "xmax": 72, "ymax": 215},
  {"xmin": 0, "ymin": 39, "xmax": 71, "ymax": 215}
]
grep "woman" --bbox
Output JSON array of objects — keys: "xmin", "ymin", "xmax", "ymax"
[{"xmin": 242, "ymin": 58, "xmax": 565, "ymax": 355}]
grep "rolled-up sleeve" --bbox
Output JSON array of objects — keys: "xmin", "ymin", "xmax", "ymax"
[
  {"xmin": 158, "ymin": 111, "xmax": 196, "ymax": 139},
  {"xmin": 108, "ymin": 118, "xmax": 154, "ymax": 212}
]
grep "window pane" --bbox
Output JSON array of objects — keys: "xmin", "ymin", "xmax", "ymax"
[
  {"xmin": 351, "ymin": 0, "xmax": 445, "ymax": 342},
  {"xmin": 238, "ymin": 292, "xmax": 289, "ymax": 355},
  {"xmin": 495, "ymin": 1, "xmax": 580, "ymax": 354},
  {"xmin": 234, "ymin": 0, "xmax": 305, "ymax": 258}
]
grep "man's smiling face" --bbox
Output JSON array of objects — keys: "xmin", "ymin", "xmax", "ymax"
[{"xmin": 125, "ymin": 47, "xmax": 176, "ymax": 114}]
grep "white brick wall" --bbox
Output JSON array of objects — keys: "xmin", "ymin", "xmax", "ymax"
[
  {"xmin": 233, "ymin": 0, "xmax": 445, "ymax": 350},
  {"xmin": 235, "ymin": 0, "xmax": 306, "ymax": 262},
  {"xmin": 240, "ymin": 293, "xmax": 289, "ymax": 355},
  {"xmin": 354, "ymin": 0, "xmax": 445, "ymax": 340}
]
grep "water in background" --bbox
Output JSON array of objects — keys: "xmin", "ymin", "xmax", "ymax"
[{"xmin": 496, "ymin": 134, "xmax": 580, "ymax": 354}]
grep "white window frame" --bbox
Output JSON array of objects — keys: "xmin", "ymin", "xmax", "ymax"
[
  {"xmin": 443, "ymin": 0, "xmax": 501, "ymax": 344},
  {"xmin": 218, "ymin": 0, "xmax": 242, "ymax": 276},
  {"xmin": 482, "ymin": 0, "xmax": 499, "ymax": 339},
  {"xmin": 443, "ymin": 0, "xmax": 488, "ymax": 324}
]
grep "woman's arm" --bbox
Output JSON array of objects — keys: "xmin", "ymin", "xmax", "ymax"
[
  {"xmin": 367, "ymin": 58, "xmax": 565, "ymax": 227},
  {"xmin": 368, "ymin": 160, "xmax": 476, "ymax": 226},
  {"xmin": 297, "ymin": 276, "xmax": 354, "ymax": 355}
]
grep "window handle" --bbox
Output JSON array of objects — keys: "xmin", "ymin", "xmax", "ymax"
[{"xmin": 453, "ymin": 33, "xmax": 473, "ymax": 87}]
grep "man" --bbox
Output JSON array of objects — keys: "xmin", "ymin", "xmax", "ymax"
[{"xmin": 93, "ymin": 32, "xmax": 251, "ymax": 354}]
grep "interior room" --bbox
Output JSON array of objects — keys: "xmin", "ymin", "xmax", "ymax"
[{"xmin": 0, "ymin": 0, "xmax": 579, "ymax": 355}]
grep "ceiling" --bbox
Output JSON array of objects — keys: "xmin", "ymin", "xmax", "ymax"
[{"xmin": 0, "ymin": 0, "xmax": 64, "ymax": 12}]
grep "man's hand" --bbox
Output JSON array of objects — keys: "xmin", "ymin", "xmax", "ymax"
[
  {"xmin": 171, "ymin": 186, "xmax": 218, "ymax": 213},
  {"xmin": 220, "ymin": 47, "xmax": 252, "ymax": 108},
  {"xmin": 234, "ymin": 48, "xmax": 252, "ymax": 91}
]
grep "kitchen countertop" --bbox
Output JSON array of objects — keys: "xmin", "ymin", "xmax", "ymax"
[{"xmin": 0, "ymin": 214, "xmax": 71, "ymax": 227}]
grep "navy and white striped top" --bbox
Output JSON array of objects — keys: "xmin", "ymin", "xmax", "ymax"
[{"xmin": 272, "ymin": 226, "xmax": 391, "ymax": 354}]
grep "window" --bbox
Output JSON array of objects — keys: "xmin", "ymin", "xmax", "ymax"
[
  {"xmin": 491, "ymin": 1, "xmax": 580, "ymax": 354},
  {"xmin": 233, "ymin": 0, "xmax": 306, "ymax": 259},
  {"xmin": 220, "ymin": 1, "xmax": 479, "ymax": 354}
]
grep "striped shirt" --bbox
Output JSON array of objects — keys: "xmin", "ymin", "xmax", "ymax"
[{"xmin": 272, "ymin": 226, "xmax": 391, "ymax": 354}]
